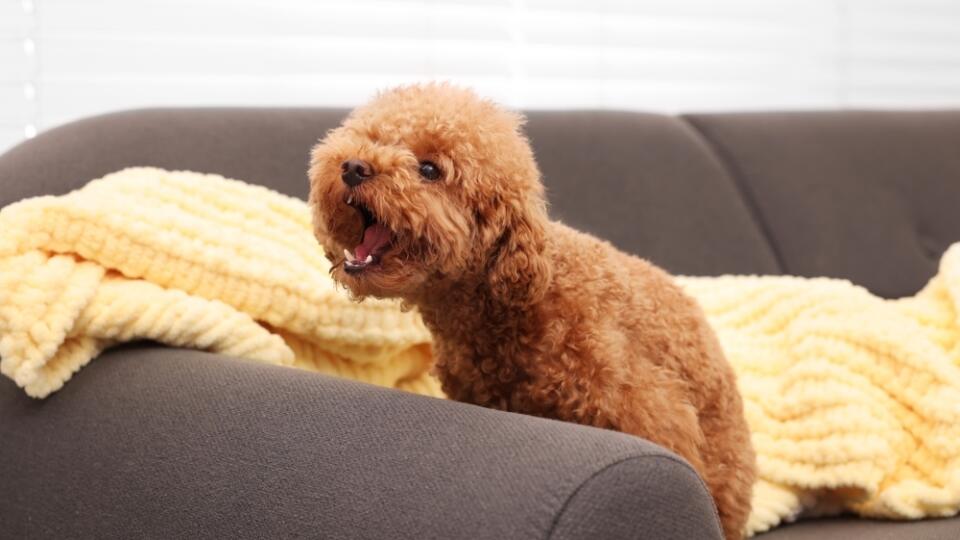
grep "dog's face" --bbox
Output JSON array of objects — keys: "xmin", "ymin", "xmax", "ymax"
[{"xmin": 309, "ymin": 84, "xmax": 551, "ymax": 304}]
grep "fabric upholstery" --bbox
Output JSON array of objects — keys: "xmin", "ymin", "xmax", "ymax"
[
  {"xmin": 0, "ymin": 345, "xmax": 721, "ymax": 540},
  {"xmin": 549, "ymin": 454, "xmax": 722, "ymax": 539},
  {"xmin": 525, "ymin": 111, "xmax": 781, "ymax": 275},
  {"xmin": 0, "ymin": 107, "xmax": 344, "ymax": 206},
  {"xmin": 684, "ymin": 111, "xmax": 960, "ymax": 298},
  {"xmin": 3, "ymin": 107, "xmax": 960, "ymax": 539}
]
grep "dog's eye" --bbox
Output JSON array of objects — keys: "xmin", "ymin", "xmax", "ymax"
[{"xmin": 418, "ymin": 161, "xmax": 442, "ymax": 182}]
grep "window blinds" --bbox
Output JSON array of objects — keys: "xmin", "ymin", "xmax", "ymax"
[{"xmin": 1, "ymin": 0, "xmax": 959, "ymax": 153}]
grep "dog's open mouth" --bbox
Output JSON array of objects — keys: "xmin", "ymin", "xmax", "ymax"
[{"xmin": 343, "ymin": 195, "xmax": 392, "ymax": 274}]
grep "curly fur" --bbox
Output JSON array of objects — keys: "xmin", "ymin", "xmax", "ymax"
[{"xmin": 309, "ymin": 83, "xmax": 756, "ymax": 539}]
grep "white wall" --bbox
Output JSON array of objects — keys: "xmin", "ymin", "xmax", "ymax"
[{"xmin": 3, "ymin": 0, "xmax": 960, "ymax": 153}]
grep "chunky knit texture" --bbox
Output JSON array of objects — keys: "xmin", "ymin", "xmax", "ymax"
[
  {"xmin": 678, "ymin": 254, "xmax": 960, "ymax": 536},
  {"xmin": 0, "ymin": 167, "xmax": 440, "ymax": 399},
  {"xmin": 1, "ymin": 167, "xmax": 958, "ymax": 535}
]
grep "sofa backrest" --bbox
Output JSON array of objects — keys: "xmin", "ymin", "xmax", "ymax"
[
  {"xmin": 1, "ymin": 107, "xmax": 958, "ymax": 298},
  {"xmin": 684, "ymin": 111, "xmax": 960, "ymax": 298},
  {"xmin": 524, "ymin": 111, "xmax": 779, "ymax": 277}
]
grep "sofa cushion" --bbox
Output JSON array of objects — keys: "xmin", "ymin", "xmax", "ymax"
[
  {"xmin": 0, "ymin": 107, "xmax": 344, "ymax": 207},
  {"xmin": 684, "ymin": 111, "xmax": 960, "ymax": 298},
  {"xmin": 526, "ymin": 111, "xmax": 781, "ymax": 276}
]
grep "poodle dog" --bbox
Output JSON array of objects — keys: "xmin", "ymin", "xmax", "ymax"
[{"xmin": 309, "ymin": 83, "xmax": 755, "ymax": 539}]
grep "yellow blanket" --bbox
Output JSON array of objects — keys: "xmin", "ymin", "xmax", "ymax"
[
  {"xmin": 678, "ymin": 260, "xmax": 960, "ymax": 535},
  {"xmin": 0, "ymin": 167, "xmax": 441, "ymax": 399},
  {"xmin": 1, "ymin": 168, "xmax": 958, "ymax": 535}
]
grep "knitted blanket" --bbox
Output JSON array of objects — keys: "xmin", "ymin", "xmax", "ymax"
[
  {"xmin": 1, "ymin": 168, "xmax": 958, "ymax": 535},
  {"xmin": 0, "ymin": 168, "xmax": 441, "ymax": 399},
  {"xmin": 678, "ymin": 261, "xmax": 960, "ymax": 535}
]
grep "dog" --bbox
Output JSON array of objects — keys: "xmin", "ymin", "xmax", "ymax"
[{"xmin": 309, "ymin": 83, "xmax": 755, "ymax": 539}]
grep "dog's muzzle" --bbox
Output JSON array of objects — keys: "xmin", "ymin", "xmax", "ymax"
[{"xmin": 341, "ymin": 159, "xmax": 374, "ymax": 187}]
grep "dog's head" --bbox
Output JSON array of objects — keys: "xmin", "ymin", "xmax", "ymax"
[{"xmin": 309, "ymin": 83, "xmax": 551, "ymax": 305}]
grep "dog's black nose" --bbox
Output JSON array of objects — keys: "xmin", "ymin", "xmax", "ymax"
[{"xmin": 341, "ymin": 159, "xmax": 374, "ymax": 187}]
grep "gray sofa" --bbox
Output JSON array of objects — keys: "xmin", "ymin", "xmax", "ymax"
[{"xmin": 1, "ymin": 108, "xmax": 959, "ymax": 539}]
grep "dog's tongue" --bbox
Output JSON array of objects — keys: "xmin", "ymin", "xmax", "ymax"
[{"xmin": 354, "ymin": 223, "xmax": 391, "ymax": 261}]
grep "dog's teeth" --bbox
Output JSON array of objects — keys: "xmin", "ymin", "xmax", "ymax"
[
  {"xmin": 346, "ymin": 195, "xmax": 353, "ymax": 205},
  {"xmin": 364, "ymin": 255, "xmax": 373, "ymax": 264},
  {"xmin": 343, "ymin": 248, "xmax": 353, "ymax": 261}
]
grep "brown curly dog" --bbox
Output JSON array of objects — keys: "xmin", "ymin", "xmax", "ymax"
[{"xmin": 309, "ymin": 83, "xmax": 755, "ymax": 539}]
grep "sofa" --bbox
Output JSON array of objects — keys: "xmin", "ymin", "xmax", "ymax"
[{"xmin": 1, "ymin": 107, "xmax": 959, "ymax": 539}]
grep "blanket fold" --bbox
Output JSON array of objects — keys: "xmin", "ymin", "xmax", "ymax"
[
  {"xmin": 0, "ymin": 167, "xmax": 440, "ymax": 398},
  {"xmin": 1, "ymin": 167, "xmax": 958, "ymax": 535},
  {"xmin": 678, "ymin": 249, "xmax": 960, "ymax": 534}
]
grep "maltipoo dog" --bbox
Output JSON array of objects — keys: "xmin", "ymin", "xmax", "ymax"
[{"xmin": 309, "ymin": 83, "xmax": 755, "ymax": 539}]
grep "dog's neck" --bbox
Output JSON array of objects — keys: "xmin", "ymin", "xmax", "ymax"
[
  {"xmin": 413, "ymin": 274, "xmax": 547, "ymax": 366},
  {"xmin": 411, "ymin": 275, "xmax": 548, "ymax": 409},
  {"xmin": 414, "ymin": 276, "xmax": 539, "ymax": 341}
]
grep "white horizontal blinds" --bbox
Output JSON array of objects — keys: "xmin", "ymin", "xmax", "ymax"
[
  {"xmin": 842, "ymin": 0, "xmax": 960, "ymax": 106},
  {"xmin": 2, "ymin": 0, "xmax": 960, "ymax": 154},
  {"xmin": 517, "ymin": 0, "xmax": 960, "ymax": 110},
  {"xmin": 0, "ymin": 0, "xmax": 39, "ymax": 151},
  {"xmin": 517, "ymin": 0, "xmax": 843, "ymax": 110},
  {"xmin": 35, "ymin": 1, "xmax": 428, "ymax": 118},
  {"xmin": 28, "ymin": 0, "xmax": 530, "ymax": 130}
]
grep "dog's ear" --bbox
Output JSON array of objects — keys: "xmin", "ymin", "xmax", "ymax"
[{"xmin": 486, "ymin": 198, "xmax": 553, "ymax": 307}]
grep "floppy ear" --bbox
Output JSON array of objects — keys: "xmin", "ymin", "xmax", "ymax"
[{"xmin": 486, "ymin": 199, "xmax": 553, "ymax": 307}]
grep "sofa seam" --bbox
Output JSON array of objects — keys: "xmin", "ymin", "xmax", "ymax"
[
  {"xmin": 544, "ymin": 453, "xmax": 722, "ymax": 540},
  {"xmin": 678, "ymin": 115, "xmax": 788, "ymax": 273}
]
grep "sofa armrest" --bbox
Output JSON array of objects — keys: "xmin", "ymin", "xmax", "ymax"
[{"xmin": 0, "ymin": 344, "xmax": 721, "ymax": 539}]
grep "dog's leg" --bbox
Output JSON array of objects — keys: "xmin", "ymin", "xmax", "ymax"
[
  {"xmin": 696, "ymin": 386, "xmax": 755, "ymax": 540},
  {"xmin": 614, "ymin": 377, "xmax": 707, "ymax": 475}
]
